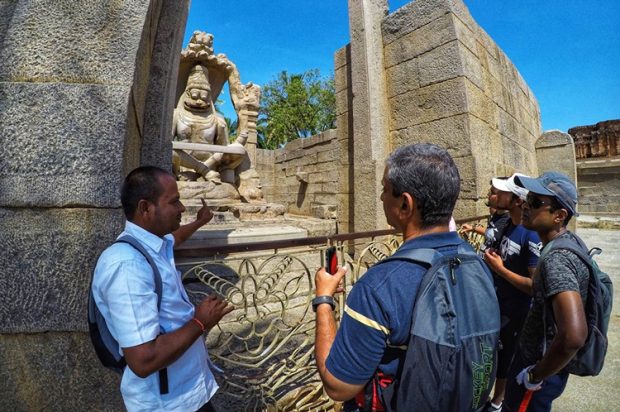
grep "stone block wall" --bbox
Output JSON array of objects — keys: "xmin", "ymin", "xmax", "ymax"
[
  {"xmin": 382, "ymin": 0, "xmax": 541, "ymax": 218},
  {"xmin": 576, "ymin": 158, "xmax": 620, "ymax": 215},
  {"xmin": 254, "ymin": 45, "xmax": 354, "ymax": 232},
  {"xmin": 256, "ymin": 129, "xmax": 347, "ymax": 223},
  {"xmin": 0, "ymin": 0, "xmax": 189, "ymax": 409}
]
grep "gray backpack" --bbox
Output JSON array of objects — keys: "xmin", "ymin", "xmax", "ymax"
[{"xmin": 378, "ymin": 243, "xmax": 500, "ymax": 412}]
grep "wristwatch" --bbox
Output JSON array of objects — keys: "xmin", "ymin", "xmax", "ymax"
[{"xmin": 312, "ymin": 295, "xmax": 335, "ymax": 312}]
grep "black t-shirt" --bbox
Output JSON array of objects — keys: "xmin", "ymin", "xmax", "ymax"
[
  {"xmin": 482, "ymin": 212, "xmax": 511, "ymax": 252},
  {"xmin": 494, "ymin": 223, "xmax": 541, "ymax": 307}
]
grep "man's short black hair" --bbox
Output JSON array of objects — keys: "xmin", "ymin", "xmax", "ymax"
[
  {"xmin": 386, "ymin": 143, "xmax": 460, "ymax": 227},
  {"xmin": 121, "ymin": 166, "xmax": 173, "ymax": 220}
]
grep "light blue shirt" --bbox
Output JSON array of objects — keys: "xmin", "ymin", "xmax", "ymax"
[{"xmin": 92, "ymin": 221, "xmax": 218, "ymax": 412}]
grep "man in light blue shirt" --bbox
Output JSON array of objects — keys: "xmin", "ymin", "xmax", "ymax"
[{"xmin": 92, "ymin": 166, "xmax": 233, "ymax": 412}]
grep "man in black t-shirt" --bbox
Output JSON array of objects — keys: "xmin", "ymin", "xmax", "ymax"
[{"xmin": 503, "ymin": 172, "xmax": 588, "ymax": 412}]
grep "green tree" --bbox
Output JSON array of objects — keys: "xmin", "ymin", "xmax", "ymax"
[
  {"xmin": 258, "ymin": 69, "xmax": 336, "ymax": 149},
  {"xmin": 225, "ymin": 116, "xmax": 238, "ymax": 142}
]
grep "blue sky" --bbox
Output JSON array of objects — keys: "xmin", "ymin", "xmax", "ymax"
[{"xmin": 184, "ymin": 0, "xmax": 619, "ymax": 133}]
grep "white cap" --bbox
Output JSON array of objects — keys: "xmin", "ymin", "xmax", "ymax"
[{"xmin": 492, "ymin": 173, "xmax": 529, "ymax": 200}]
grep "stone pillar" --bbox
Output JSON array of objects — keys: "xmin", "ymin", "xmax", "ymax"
[
  {"xmin": 535, "ymin": 130, "xmax": 578, "ymax": 232},
  {"xmin": 0, "ymin": 0, "xmax": 190, "ymax": 409},
  {"xmin": 243, "ymin": 108, "xmax": 259, "ymax": 168},
  {"xmin": 348, "ymin": 0, "xmax": 391, "ymax": 232}
]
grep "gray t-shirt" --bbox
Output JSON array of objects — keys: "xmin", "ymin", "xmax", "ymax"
[{"xmin": 518, "ymin": 233, "xmax": 590, "ymax": 365}]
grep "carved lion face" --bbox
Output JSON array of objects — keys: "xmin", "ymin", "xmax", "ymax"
[{"xmin": 185, "ymin": 86, "xmax": 211, "ymax": 111}]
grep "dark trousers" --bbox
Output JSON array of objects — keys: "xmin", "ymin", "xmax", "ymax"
[
  {"xmin": 196, "ymin": 401, "xmax": 217, "ymax": 412},
  {"xmin": 497, "ymin": 308, "xmax": 528, "ymax": 379},
  {"xmin": 503, "ymin": 351, "xmax": 569, "ymax": 412}
]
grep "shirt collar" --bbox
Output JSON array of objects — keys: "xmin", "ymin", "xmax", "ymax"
[
  {"xmin": 399, "ymin": 231, "xmax": 463, "ymax": 251},
  {"xmin": 123, "ymin": 221, "xmax": 171, "ymax": 254}
]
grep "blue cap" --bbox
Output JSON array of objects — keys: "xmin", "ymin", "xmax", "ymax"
[{"xmin": 515, "ymin": 172, "xmax": 579, "ymax": 216}]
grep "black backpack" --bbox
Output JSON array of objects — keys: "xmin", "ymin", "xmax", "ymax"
[
  {"xmin": 540, "ymin": 233, "xmax": 613, "ymax": 377},
  {"xmin": 87, "ymin": 235, "xmax": 168, "ymax": 393},
  {"xmin": 377, "ymin": 243, "xmax": 501, "ymax": 412}
]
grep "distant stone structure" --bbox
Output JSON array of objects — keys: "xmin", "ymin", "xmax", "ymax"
[
  {"xmin": 569, "ymin": 120, "xmax": 620, "ymax": 215},
  {"xmin": 569, "ymin": 120, "xmax": 620, "ymax": 159},
  {"xmin": 535, "ymin": 130, "xmax": 578, "ymax": 231}
]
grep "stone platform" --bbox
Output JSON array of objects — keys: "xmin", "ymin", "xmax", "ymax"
[{"xmin": 180, "ymin": 200, "xmax": 337, "ymax": 248}]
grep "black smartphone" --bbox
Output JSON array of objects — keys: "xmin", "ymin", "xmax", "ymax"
[{"xmin": 325, "ymin": 246, "xmax": 338, "ymax": 275}]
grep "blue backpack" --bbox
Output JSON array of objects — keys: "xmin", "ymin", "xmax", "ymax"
[
  {"xmin": 540, "ymin": 232, "xmax": 613, "ymax": 377},
  {"xmin": 87, "ymin": 235, "xmax": 168, "ymax": 393},
  {"xmin": 377, "ymin": 243, "xmax": 501, "ymax": 412}
]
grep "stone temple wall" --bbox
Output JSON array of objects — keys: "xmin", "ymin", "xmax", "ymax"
[
  {"xmin": 382, "ymin": 0, "xmax": 541, "ymax": 218},
  {"xmin": 256, "ymin": 129, "xmax": 346, "ymax": 222},
  {"xmin": 0, "ymin": 1, "xmax": 190, "ymax": 409},
  {"xmin": 255, "ymin": 45, "xmax": 354, "ymax": 232}
]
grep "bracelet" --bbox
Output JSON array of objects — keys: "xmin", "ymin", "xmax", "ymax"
[{"xmin": 192, "ymin": 317, "xmax": 206, "ymax": 332}]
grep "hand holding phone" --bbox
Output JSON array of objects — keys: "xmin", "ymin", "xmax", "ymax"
[{"xmin": 325, "ymin": 246, "xmax": 338, "ymax": 275}]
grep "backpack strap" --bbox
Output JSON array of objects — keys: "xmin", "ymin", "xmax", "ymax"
[
  {"xmin": 378, "ymin": 247, "xmax": 442, "ymax": 267},
  {"xmin": 379, "ymin": 242, "xmax": 477, "ymax": 266},
  {"xmin": 116, "ymin": 235, "xmax": 163, "ymax": 311},
  {"xmin": 115, "ymin": 234, "xmax": 168, "ymax": 395},
  {"xmin": 542, "ymin": 236, "xmax": 590, "ymax": 265},
  {"xmin": 539, "ymin": 233, "xmax": 593, "ymax": 358}
]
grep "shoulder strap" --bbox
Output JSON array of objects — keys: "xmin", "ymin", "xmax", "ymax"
[
  {"xmin": 379, "ymin": 247, "xmax": 442, "ymax": 267},
  {"xmin": 114, "ymin": 235, "xmax": 169, "ymax": 394},
  {"xmin": 542, "ymin": 235, "xmax": 593, "ymax": 270},
  {"xmin": 379, "ymin": 242, "xmax": 477, "ymax": 267},
  {"xmin": 116, "ymin": 235, "xmax": 163, "ymax": 311}
]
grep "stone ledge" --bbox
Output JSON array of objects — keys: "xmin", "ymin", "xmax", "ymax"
[{"xmin": 577, "ymin": 215, "xmax": 620, "ymax": 230}]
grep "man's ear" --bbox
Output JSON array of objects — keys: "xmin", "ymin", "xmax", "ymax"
[
  {"xmin": 137, "ymin": 199, "xmax": 151, "ymax": 217},
  {"xmin": 515, "ymin": 197, "xmax": 524, "ymax": 207},
  {"xmin": 400, "ymin": 192, "xmax": 415, "ymax": 217},
  {"xmin": 554, "ymin": 208, "xmax": 569, "ymax": 224}
]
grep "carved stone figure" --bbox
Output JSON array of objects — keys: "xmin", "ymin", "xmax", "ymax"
[{"xmin": 172, "ymin": 31, "xmax": 262, "ymax": 198}]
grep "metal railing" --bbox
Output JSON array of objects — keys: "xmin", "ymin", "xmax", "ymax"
[{"xmin": 176, "ymin": 217, "xmax": 487, "ymax": 411}]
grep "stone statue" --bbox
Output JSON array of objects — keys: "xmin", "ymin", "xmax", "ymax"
[{"xmin": 172, "ymin": 31, "xmax": 262, "ymax": 199}]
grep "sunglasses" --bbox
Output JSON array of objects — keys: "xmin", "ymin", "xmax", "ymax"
[{"xmin": 525, "ymin": 194, "xmax": 554, "ymax": 209}]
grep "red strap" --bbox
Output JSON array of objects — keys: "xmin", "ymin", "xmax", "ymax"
[
  {"xmin": 518, "ymin": 390, "xmax": 534, "ymax": 412},
  {"xmin": 354, "ymin": 372, "xmax": 394, "ymax": 412}
]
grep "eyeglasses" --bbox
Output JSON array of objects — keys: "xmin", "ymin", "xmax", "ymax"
[{"xmin": 525, "ymin": 194, "xmax": 553, "ymax": 209}]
